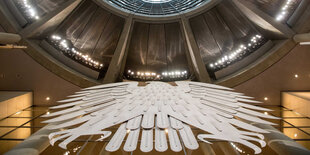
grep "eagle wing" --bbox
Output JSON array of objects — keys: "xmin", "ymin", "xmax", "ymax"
[{"xmin": 43, "ymin": 81, "xmax": 278, "ymax": 154}]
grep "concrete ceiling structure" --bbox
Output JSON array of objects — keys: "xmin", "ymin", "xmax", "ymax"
[
  {"xmin": 0, "ymin": 0, "xmax": 310, "ymax": 105},
  {"xmin": 1, "ymin": 1, "xmax": 310, "ymax": 154}
]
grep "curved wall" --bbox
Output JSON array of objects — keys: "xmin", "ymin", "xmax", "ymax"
[
  {"xmin": 125, "ymin": 22, "xmax": 190, "ymax": 75},
  {"xmin": 0, "ymin": 25, "xmax": 80, "ymax": 106},
  {"xmin": 234, "ymin": 45, "xmax": 310, "ymax": 105}
]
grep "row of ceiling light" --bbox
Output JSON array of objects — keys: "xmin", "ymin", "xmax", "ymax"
[
  {"xmin": 276, "ymin": 0, "xmax": 295, "ymax": 21},
  {"xmin": 21, "ymin": 0, "xmax": 39, "ymax": 20},
  {"xmin": 49, "ymin": 35, "xmax": 104, "ymax": 69},
  {"xmin": 126, "ymin": 70, "xmax": 188, "ymax": 80},
  {"xmin": 209, "ymin": 34, "xmax": 264, "ymax": 70}
]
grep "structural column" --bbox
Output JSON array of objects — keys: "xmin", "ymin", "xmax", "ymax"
[
  {"xmin": 232, "ymin": 0, "xmax": 295, "ymax": 38},
  {"xmin": 180, "ymin": 17, "xmax": 211, "ymax": 83},
  {"xmin": 19, "ymin": 0, "xmax": 83, "ymax": 38},
  {"xmin": 103, "ymin": 16, "xmax": 133, "ymax": 84}
]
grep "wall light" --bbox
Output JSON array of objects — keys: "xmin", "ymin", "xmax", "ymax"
[
  {"xmin": 165, "ymin": 129, "xmax": 169, "ymax": 134},
  {"xmin": 49, "ymin": 35, "xmax": 104, "ymax": 70},
  {"xmin": 46, "ymin": 97, "xmax": 50, "ymax": 101},
  {"xmin": 209, "ymin": 34, "xmax": 265, "ymax": 71},
  {"xmin": 300, "ymin": 42, "xmax": 310, "ymax": 45},
  {"xmin": 264, "ymin": 97, "xmax": 268, "ymax": 101},
  {"xmin": 276, "ymin": 0, "xmax": 295, "ymax": 21},
  {"xmin": 294, "ymin": 74, "xmax": 299, "ymax": 78}
]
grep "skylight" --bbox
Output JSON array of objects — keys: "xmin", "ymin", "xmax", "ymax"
[
  {"xmin": 141, "ymin": 0, "xmax": 172, "ymax": 3},
  {"xmin": 107, "ymin": 0, "xmax": 208, "ymax": 16}
]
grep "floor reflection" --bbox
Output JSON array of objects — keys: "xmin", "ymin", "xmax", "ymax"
[{"xmin": 0, "ymin": 106, "xmax": 309, "ymax": 154}]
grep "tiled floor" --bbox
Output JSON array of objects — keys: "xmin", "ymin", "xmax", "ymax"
[{"xmin": 0, "ymin": 106, "xmax": 309, "ymax": 154}]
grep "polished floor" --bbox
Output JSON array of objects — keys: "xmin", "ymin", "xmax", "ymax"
[{"xmin": 0, "ymin": 106, "xmax": 309, "ymax": 154}]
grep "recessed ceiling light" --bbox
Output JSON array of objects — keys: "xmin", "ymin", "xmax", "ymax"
[{"xmin": 165, "ymin": 129, "xmax": 169, "ymax": 134}]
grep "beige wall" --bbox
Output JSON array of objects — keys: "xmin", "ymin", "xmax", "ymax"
[
  {"xmin": 234, "ymin": 45, "xmax": 310, "ymax": 105},
  {"xmin": 0, "ymin": 91, "xmax": 32, "ymax": 119},
  {"xmin": 0, "ymin": 49, "xmax": 80, "ymax": 106},
  {"xmin": 282, "ymin": 92, "xmax": 310, "ymax": 117}
]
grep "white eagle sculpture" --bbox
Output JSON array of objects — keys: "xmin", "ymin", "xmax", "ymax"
[{"xmin": 42, "ymin": 81, "xmax": 278, "ymax": 154}]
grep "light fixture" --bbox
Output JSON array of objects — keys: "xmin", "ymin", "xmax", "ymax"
[
  {"xmin": 21, "ymin": 0, "xmax": 40, "ymax": 20},
  {"xmin": 230, "ymin": 142, "xmax": 245, "ymax": 153},
  {"xmin": 300, "ymin": 42, "xmax": 310, "ymax": 45},
  {"xmin": 209, "ymin": 34, "xmax": 265, "ymax": 71},
  {"xmin": 127, "ymin": 70, "xmax": 188, "ymax": 81},
  {"xmin": 294, "ymin": 74, "xmax": 299, "ymax": 78},
  {"xmin": 46, "ymin": 97, "xmax": 50, "ymax": 101},
  {"xmin": 165, "ymin": 129, "xmax": 169, "ymax": 134},
  {"xmin": 49, "ymin": 35, "xmax": 104, "ymax": 70},
  {"xmin": 294, "ymin": 133, "xmax": 297, "ymax": 138},
  {"xmin": 276, "ymin": 0, "xmax": 295, "ymax": 21},
  {"xmin": 264, "ymin": 112, "xmax": 268, "ymax": 115},
  {"xmin": 264, "ymin": 97, "xmax": 268, "ymax": 101}
]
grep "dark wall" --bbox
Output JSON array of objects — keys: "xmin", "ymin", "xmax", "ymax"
[
  {"xmin": 190, "ymin": 0, "xmax": 259, "ymax": 67},
  {"xmin": 125, "ymin": 22, "xmax": 189, "ymax": 74},
  {"xmin": 54, "ymin": 0, "xmax": 125, "ymax": 70}
]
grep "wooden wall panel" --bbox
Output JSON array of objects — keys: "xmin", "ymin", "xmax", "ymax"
[
  {"xmin": 147, "ymin": 24, "xmax": 167, "ymax": 73},
  {"xmin": 165, "ymin": 23, "xmax": 189, "ymax": 72},
  {"xmin": 73, "ymin": 8, "xmax": 111, "ymax": 54},
  {"xmin": 57, "ymin": 0, "xmax": 97, "ymax": 44},
  {"xmin": 54, "ymin": 1, "xmax": 124, "ymax": 70},
  {"xmin": 126, "ymin": 22, "xmax": 149, "ymax": 71},
  {"xmin": 216, "ymin": 0, "xmax": 258, "ymax": 42},
  {"xmin": 203, "ymin": 9, "xmax": 235, "ymax": 55},
  {"xmin": 126, "ymin": 22, "xmax": 189, "ymax": 74},
  {"xmin": 190, "ymin": 15, "xmax": 221, "ymax": 64},
  {"xmin": 190, "ymin": 1, "xmax": 261, "ymax": 69},
  {"xmin": 93, "ymin": 15, "xmax": 124, "ymax": 58}
]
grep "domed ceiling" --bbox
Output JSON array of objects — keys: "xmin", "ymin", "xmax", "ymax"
[
  {"xmin": 1, "ymin": 0, "xmax": 306, "ymax": 86},
  {"xmin": 106, "ymin": 0, "xmax": 208, "ymax": 16}
]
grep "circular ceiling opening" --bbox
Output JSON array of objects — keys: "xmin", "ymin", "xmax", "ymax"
[
  {"xmin": 141, "ymin": 0, "xmax": 172, "ymax": 3},
  {"xmin": 106, "ymin": 0, "xmax": 209, "ymax": 16}
]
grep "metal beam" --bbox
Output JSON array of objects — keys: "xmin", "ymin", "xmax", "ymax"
[
  {"xmin": 19, "ymin": 0, "xmax": 83, "ymax": 38},
  {"xmin": 180, "ymin": 17, "xmax": 211, "ymax": 83},
  {"xmin": 232, "ymin": 0, "xmax": 295, "ymax": 39},
  {"xmin": 103, "ymin": 16, "xmax": 133, "ymax": 84}
]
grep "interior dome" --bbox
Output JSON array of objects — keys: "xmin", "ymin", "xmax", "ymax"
[
  {"xmin": 106, "ymin": 0, "xmax": 208, "ymax": 16},
  {"xmin": 141, "ymin": 0, "xmax": 173, "ymax": 3}
]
